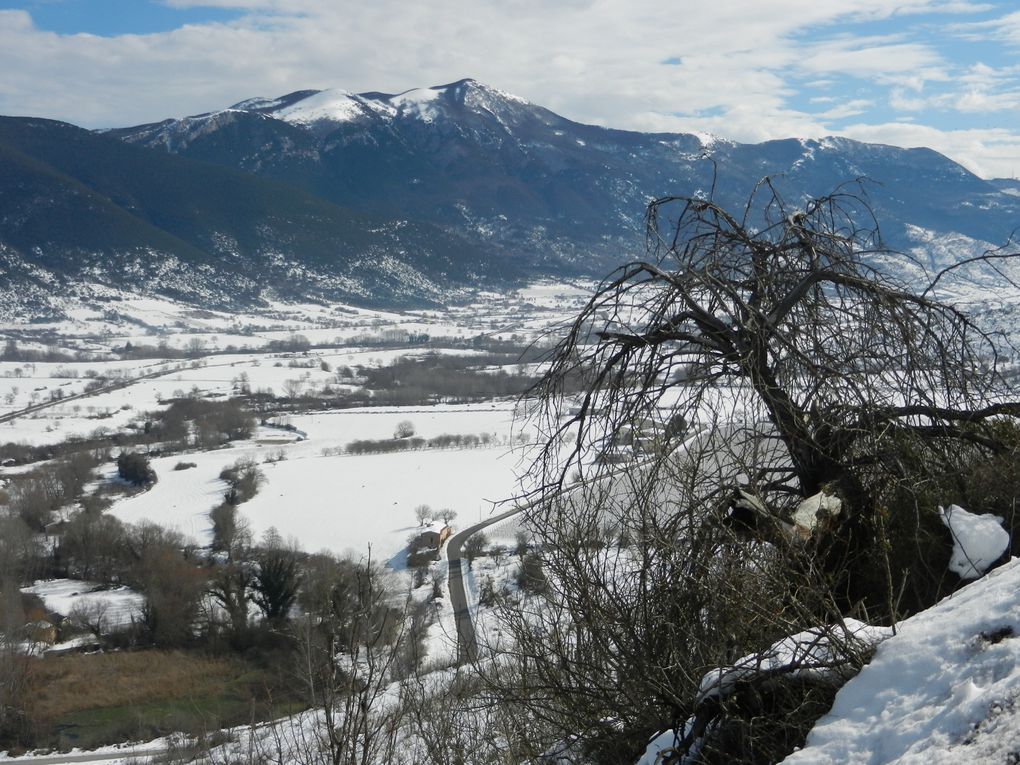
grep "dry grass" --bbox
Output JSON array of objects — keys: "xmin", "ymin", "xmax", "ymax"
[{"xmin": 29, "ymin": 650, "xmax": 241, "ymax": 722}]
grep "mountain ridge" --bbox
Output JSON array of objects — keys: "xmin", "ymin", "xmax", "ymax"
[
  {"xmin": 2, "ymin": 78, "xmax": 1018, "ymax": 315},
  {"xmin": 111, "ymin": 78, "xmax": 1018, "ymax": 261},
  {"xmin": 0, "ymin": 115, "xmax": 518, "ymax": 313}
]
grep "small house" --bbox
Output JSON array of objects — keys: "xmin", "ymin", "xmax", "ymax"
[{"xmin": 413, "ymin": 525, "xmax": 453, "ymax": 551}]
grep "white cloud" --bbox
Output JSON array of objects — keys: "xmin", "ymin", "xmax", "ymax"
[
  {"xmin": 952, "ymin": 9, "xmax": 1020, "ymax": 45},
  {"xmin": 797, "ymin": 37, "xmax": 945, "ymax": 79},
  {"xmin": 884, "ymin": 61, "xmax": 1020, "ymax": 115},
  {"xmin": 839, "ymin": 121, "xmax": 1020, "ymax": 177},
  {"xmin": 816, "ymin": 99, "xmax": 874, "ymax": 120},
  {"xmin": 890, "ymin": 87, "xmax": 934, "ymax": 111}
]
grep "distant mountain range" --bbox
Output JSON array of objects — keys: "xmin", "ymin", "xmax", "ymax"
[{"xmin": 2, "ymin": 78, "xmax": 1018, "ymax": 312}]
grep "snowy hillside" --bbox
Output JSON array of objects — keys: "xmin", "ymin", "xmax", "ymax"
[
  {"xmin": 782, "ymin": 557, "xmax": 1020, "ymax": 764},
  {"xmin": 635, "ymin": 555, "xmax": 1020, "ymax": 765},
  {"xmin": 106, "ymin": 78, "xmax": 1020, "ymax": 301}
]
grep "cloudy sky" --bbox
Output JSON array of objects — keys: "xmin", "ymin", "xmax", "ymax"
[{"xmin": 1, "ymin": 0, "xmax": 1019, "ymax": 178}]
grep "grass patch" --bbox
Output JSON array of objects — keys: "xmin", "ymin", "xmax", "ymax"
[{"xmin": 27, "ymin": 650, "xmax": 303, "ymax": 751}]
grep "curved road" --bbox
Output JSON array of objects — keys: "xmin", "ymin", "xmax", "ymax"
[
  {"xmin": 445, "ymin": 428, "xmax": 710, "ymax": 663},
  {"xmin": 446, "ymin": 503, "xmax": 526, "ymax": 662},
  {"xmin": 0, "ymin": 748, "xmax": 165, "ymax": 765}
]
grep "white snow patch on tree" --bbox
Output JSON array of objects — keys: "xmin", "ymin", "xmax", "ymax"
[{"xmin": 939, "ymin": 504, "xmax": 1010, "ymax": 580}]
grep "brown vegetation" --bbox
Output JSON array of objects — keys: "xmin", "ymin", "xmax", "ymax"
[
  {"xmin": 21, "ymin": 649, "xmax": 299, "ymax": 751},
  {"xmin": 28, "ymin": 651, "xmax": 239, "ymax": 722}
]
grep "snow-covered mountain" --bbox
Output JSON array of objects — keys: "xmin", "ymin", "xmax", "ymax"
[
  {"xmin": 113, "ymin": 78, "xmax": 1020, "ymax": 275},
  {"xmin": 0, "ymin": 112, "xmax": 518, "ymax": 315},
  {"xmin": 251, "ymin": 79, "xmax": 535, "ymax": 131},
  {"xmin": 2, "ymin": 78, "xmax": 1018, "ymax": 314}
]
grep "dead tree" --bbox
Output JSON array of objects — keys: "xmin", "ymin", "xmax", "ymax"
[
  {"xmin": 489, "ymin": 185, "xmax": 1020, "ymax": 761},
  {"xmin": 530, "ymin": 185, "xmax": 1020, "ymax": 605},
  {"xmin": 536, "ymin": 184, "xmax": 1018, "ymax": 501}
]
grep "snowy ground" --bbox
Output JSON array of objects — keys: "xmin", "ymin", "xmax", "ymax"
[
  {"xmin": 782, "ymin": 557, "xmax": 1020, "ymax": 764},
  {"xmin": 0, "ymin": 281, "xmax": 588, "ymax": 356},
  {"xmin": 635, "ymin": 557, "xmax": 1020, "ymax": 765},
  {"xmin": 0, "ymin": 280, "xmax": 589, "ymax": 448},
  {"xmin": 106, "ymin": 403, "xmax": 541, "ymax": 563},
  {"xmin": 0, "ymin": 285, "xmax": 584, "ymax": 760},
  {"xmin": 21, "ymin": 579, "xmax": 145, "ymax": 629}
]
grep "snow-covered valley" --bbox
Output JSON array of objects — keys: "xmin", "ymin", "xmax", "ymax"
[{"xmin": 0, "ymin": 271, "xmax": 1018, "ymax": 765}]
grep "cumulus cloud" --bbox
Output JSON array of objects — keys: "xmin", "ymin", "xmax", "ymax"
[
  {"xmin": 0, "ymin": 0, "xmax": 1018, "ymax": 176},
  {"xmin": 840, "ymin": 121, "xmax": 1020, "ymax": 178}
]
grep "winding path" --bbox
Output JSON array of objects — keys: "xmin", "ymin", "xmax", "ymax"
[
  {"xmin": 445, "ymin": 428, "xmax": 710, "ymax": 663},
  {"xmin": 446, "ymin": 503, "xmax": 525, "ymax": 662}
]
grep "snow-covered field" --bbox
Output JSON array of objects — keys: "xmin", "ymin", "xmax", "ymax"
[
  {"xmin": 21, "ymin": 579, "xmax": 145, "ymax": 630},
  {"xmin": 0, "ymin": 281, "xmax": 587, "ymax": 355},
  {"xmin": 0, "ymin": 284, "xmax": 585, "ymax": 586},
  {"xmin": 0, "ymin": 280, "xmax": 588, "ymax": 445},
  {"xmin": 108, "ymin": 404, "xmax": 540, "ymax": 563}
]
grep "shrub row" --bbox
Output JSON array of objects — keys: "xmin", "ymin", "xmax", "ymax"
[{"xmin": 341, "ymin": 432, "xmax": 497, "ymax": 456}]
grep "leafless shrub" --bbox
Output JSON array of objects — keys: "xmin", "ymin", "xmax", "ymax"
[{"xmin": 484, "ymin": 185, "xmax": 1020, "ymax": 761}]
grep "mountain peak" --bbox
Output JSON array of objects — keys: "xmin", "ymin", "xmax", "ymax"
[
  {"xmin": 239, "ymin": 79, "xmax": 532, "ymax": 129},
  {"xmin": 270, "ymin": 88, "xmax": 369, "ymax": 126}
]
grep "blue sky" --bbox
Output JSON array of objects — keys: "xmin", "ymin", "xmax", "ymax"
[
  {"xmin": 0, "ymin": 1, "xmax": 242, "ymax": 36},
  {"xmin": 1, "ymin": 0, "xmax": 1019, "ymax": 177}
]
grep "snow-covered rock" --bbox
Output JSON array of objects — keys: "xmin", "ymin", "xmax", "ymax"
[
  {"xmin": 698, "ymin": 619, "xmax": 893, "ymax": 703},
  {"xmin": 782, "ymin": 557, "xmax": 1020, "ymax": 764},
  {"xmin": 637, "ymin": 620, "xmax": 893, "ymax": 765},
  {"xmin": 939, "ymin": 504, "xmax": 1010, "ymax": 580}
]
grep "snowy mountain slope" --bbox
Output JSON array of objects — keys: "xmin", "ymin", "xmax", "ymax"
[
  {"xmin": 266, "ymin": 80, "xmax": 539, "ymax": 131},
  {"xmin": 0, "ymin": 116, "xmax": 518, "ymax": 313},
  {"xmin": 4, "ymin": 78, "xmax": 1019, "ymax": 315},
  {"xmin": 111, "ymin": 78, "xmax": 1020, "ymax": 279},
  {"xmin": 781, "ymin": 557, "xmax": 1020, "ymax": 765}
]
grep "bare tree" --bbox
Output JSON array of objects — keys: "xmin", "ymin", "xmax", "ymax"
[
  {"xmin": 66, "ymin": 599, "xmax": 110, "ymax": 638},
  {"xmin": 0, "ymin": 515, "xmax": 42, "ymax": 586},
  {"xmin": 208, "ymin": 510, "xmax": 254, "ymax": 641},
  {"xmin": 485, "ymin": 186, "xmax": 1020, "ymax": 762},
  {"xmin": 0, "ymin": 581, "xmax": 31, "ymax": 748},
  {"xmin": 58, "ymin": 511, "xmax": 125, "ymax": 581},
  {"xmin": 485, "ymin": 439, "xmax": 836, "ymax": 762},
  {"xmin": 462, "ymin": 532, "xmax": 489, "ymax": 567},
  {"xmin": 127, "ymin": 523, "xmax": 205, "ymax": 647},
  {"xmin": 251, "ymin": 534, "xmax": 302, "ymax": 628},
  {"xmin": 400, "ymin": 669, "xmax": 552, "ymax": 764},
  {"xmin": 295, "ymin": 555, "xmax": 406, "ymax": 765},
  {"xmin": 413, "ymin": 505, "xmax": 432, "ymax": 527},
  {"xmin": 282, "ymin": 378, "xmax": 305, "ymax": 399},
  {"xmin": 532, "ymin": 185, "xmax": 1020, "ymax": 611}
]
